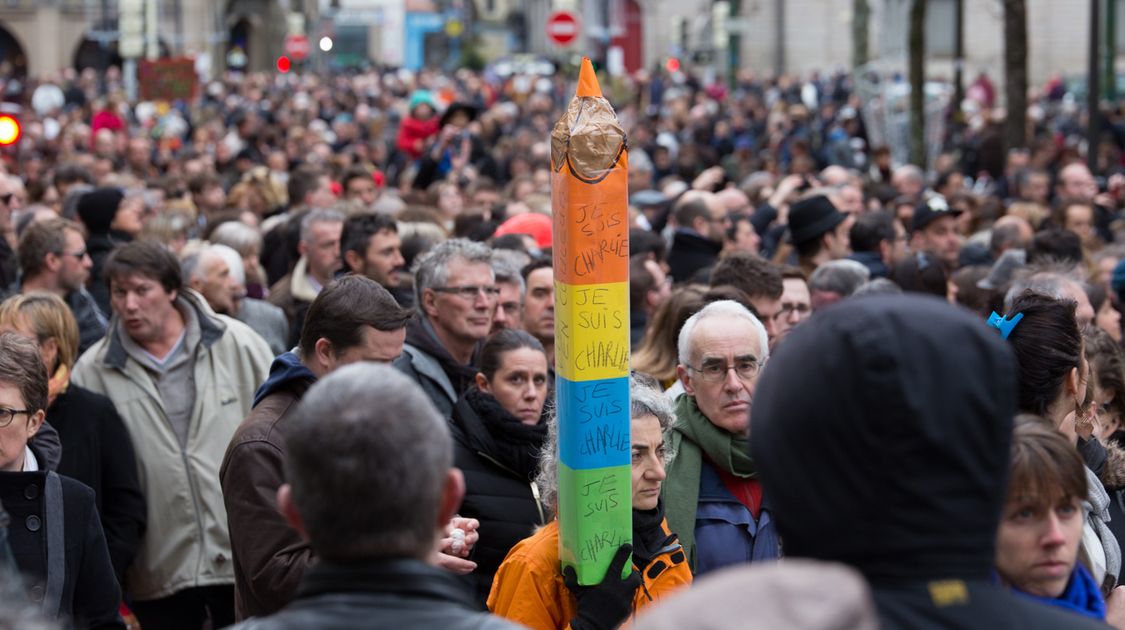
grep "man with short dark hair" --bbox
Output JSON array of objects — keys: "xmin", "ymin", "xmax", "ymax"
[
  {"xmin": 228, "ymin": 363, "xmax": 521, "ymax": 630},
  {"xmin": 775, "ymin": 266, "xmax": 811, "ymax": 343},
  {"xmin": 710, "ymin": 252, "xmax": 784, "ymax": 345},
  {"xmin": 342, "ymin": 166, "xmax": 379, "ymax": 207},
  {"xmin": 17, "ymin": 217, "xmax": 107, "ymax": 352},
  {"xmin": 72, "ymin": 241, "xmax": 273, "ymax": 629},
  {"xmin": 847, "ymin": 211, "xmax": 904, "ymax": 279},
  {"xmin": 629, "ymin": 256, "xmax": 671, "ymax": 347},
  {"xmin": 521, "ymin": 258, "xmax": 555, "ymax": 364},
  {"xmin": 667, "ymin": 191, "xmax": 728, "ymax": 283},
  {"xmin": 340, "ymin": 212, "xmax": 409, "ymax": 305},
  {"xmin": 222, "ymin": 275, "xmax": 413, "ymax": 620}
]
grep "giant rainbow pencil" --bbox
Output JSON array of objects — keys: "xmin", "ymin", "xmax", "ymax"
[{"xmin": 551, "ymin": 58, "xmax": 632, "ymax": 585}]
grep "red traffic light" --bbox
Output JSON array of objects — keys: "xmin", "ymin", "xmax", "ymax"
[
  {"xmin": 0, "ymin": 115, "xmax": 20, "ymax": 146},
  {"xmin": 665, "ymin": 57, "xmax": 681, "ymax": 73},
  {"xmin": 276, "ymin": 56, "xmax": 291, "ymax": 73}
]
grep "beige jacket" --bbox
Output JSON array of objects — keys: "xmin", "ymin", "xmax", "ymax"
[{"xmin": 72, "ymin": 291, "xmax": 273, "ymax": 601}]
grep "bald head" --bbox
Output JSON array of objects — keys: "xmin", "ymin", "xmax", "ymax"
[
  {"xmin": 892, "ymin": 165, "xmax": 925, "ymax": 198},
  {"xmin": 716, "ymin": 188, "xmax": 751, "ymax": 214}
]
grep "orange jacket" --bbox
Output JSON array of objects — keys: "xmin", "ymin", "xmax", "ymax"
[{"xmin": 487, "ymin": 520, "xmax": 692, "ymax": 630}]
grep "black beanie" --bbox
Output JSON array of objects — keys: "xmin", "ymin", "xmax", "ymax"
[{"xmin": 76, "ymin": 187, "xmax": 124, "ymax": 234}]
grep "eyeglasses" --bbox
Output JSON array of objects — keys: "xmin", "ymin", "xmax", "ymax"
[
  {"xmin": 61, "ymin": 249, "xmax": 87, "ymax": 259},
  {"xmin": 431, "ymin": 285, "xmax": 501, "ymax": 300},
  {"xmin": 777, "ymin": 303, "xmax": 811, "ymax": 319},
  {"xmin": 0, "ymin": 407, "xmax": 33, "ymax": 427},
  {"xmin": 687, "ymin": 359, "xmax": 761, "ymax": 383}
]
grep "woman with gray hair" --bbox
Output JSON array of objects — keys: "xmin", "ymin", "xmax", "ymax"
[{"xmin": 488, "ymin": 376, "xmax": 693, "ymax": 629}]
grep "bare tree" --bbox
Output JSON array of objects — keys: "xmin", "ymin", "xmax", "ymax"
[
  {"xmin": 909, "ymin": 0, "xmax": 926, "ymax": 166},
  {"xmin": 853, "ymin": 0, "xmax": 870, "ymax": 69},
  {"xmin": 1003, "ymin": 0, "xmax": 1029, "ymax": 150}
]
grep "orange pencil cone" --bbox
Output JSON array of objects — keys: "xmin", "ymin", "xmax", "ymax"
[{"xmin": 576, "ymin": 57, "xmax": 602, "ymax": 98}]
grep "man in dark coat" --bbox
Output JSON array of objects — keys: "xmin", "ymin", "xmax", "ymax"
[
  {"xmin": 751, "ymin": 294, "xmax": 1107, "ymax": 629},
  {"xmin": 221, "ymin": 276, "xmax": 411, "ymax": 621},
  {"xmin": 229, "ymin": 363, "xmax": 521, "ymax": 630},
  {"xmin": 667, "ymin": 191, "xmax": 727, "ymax": 284}
]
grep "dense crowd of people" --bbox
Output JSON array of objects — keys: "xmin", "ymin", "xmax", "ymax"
[{"xmin": 0, "ymin": 59, "xmax": 1122, "ymax": 628}]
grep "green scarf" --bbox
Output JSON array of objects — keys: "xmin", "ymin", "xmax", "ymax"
[{"xmin": 662, "ymin": 394, "xmax": 756, "ymax": 569}]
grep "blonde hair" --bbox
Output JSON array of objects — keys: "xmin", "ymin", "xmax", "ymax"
[{"xmin": 0, "ymin": 292, "xmax": 80, "ymax": 371}]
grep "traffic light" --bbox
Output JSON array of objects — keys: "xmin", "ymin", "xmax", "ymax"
[
  {"xmin": 0, "ymin": 115, "xmax": 20, "ymax": 146},
  {"xmin": 665, "ymin": 57, "xmax": 681, "ymax": 73},
  {"xmin": 276, "ymin": 56, "xmax": 291, "ymax": 73}
]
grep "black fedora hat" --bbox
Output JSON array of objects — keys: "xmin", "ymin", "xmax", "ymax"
[
  {"xmin": 439, "ymin": 102, "xmax": 479, "ymax": 128},
  {"xmin": 788, "ymin": 195, "xmax": 847, "ymax": 246}
]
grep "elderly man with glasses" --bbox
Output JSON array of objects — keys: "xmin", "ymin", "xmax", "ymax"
[
  {"xmin": 395, "ymin": 238, "xmax": 498, "ymax": 418},
  {"xmin": 663, "ymin": 299, "xmax": 781, "ymax": 576}
]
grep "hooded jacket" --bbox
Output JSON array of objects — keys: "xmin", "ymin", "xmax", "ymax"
[
  {"xmin": 751, "ymin": 294, "xmax": 1108, "ymax": 629},
  {"xmin": 72, "ymin": 291, "xmax": 273, "ymax": 601},
  {"xmin": 221, "ymin": 351, "xmax": 317, "ymax": 620}
]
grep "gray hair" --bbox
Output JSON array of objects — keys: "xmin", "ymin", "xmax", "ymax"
[
  {"xmin": 210, "ymin": 243, "xmax": 245, "ymax": 286},
  {"xmin": 1004, "ymin": 267, "xmax": 1088, "ymax": 312},
  {"xmin": 808, "ymin": 260, "xmax": 871, "ymax": 297},
  {"xmin": 210, "ymin": 220, "xmax": 263, "ymax": 257},
  {"xmin": 411, "ymin": 238, "xmax": 494, "ymax": 312},
  {"xmin": 677, "ymin": 300, "xmax": 770, "ymax": 367},
  {"xmin": 299, "ymin": 208, "xmax": 346, "ymax": 245},
  {"xmin": 492, "ymin": 249, "xmax": 529, "ymax": 295},
  {"xmin": 852, "ymin": 277, "xmax": 903, "ymax": 297},
  {"xmin": 284, "ymin": 363, "xmax": 451, "ymax": 561},
  {"xmin": 182, "ymin": 243, "xmax": 245, "ymax": 286},
  {"xmin": 536, "ymin": 375, "xmax": 676, "ymax": 512}
]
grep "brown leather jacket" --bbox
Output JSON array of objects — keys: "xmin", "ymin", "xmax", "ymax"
[{"xmin": 219, "ymin": 352, "xmax": 315, "ymax": 620}]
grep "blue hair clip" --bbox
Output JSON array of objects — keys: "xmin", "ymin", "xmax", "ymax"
[{"xmin": 987, "ymin": 311, "xmax": 1024, "ymax": 340}]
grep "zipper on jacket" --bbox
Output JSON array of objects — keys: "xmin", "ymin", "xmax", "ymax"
[
  {"xmin": 117, "ymin": 355, "xmax": 211, "ymax": 582},
  {"xmin": 476, "ymin": 451, "xmax": 548, "ymax": 524}
]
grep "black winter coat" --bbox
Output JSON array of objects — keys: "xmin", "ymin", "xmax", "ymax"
[
  {"xmin": 450, "ymin": 392, "xmax": 547, "ymax": 606},
  {"xmin": 49, "ymin": 385, "xmax": 146, "ymax": 585},
  {"xmin": 667, "ymin": 230, "xmax": 722, "ymax": 284},
  {"xmin": 1, "ymin": 471, "xmax": 124, "ymax": 628},
  {"xmin": 230, "ymin": 559, "xmax": 522, "ymax": 630}
]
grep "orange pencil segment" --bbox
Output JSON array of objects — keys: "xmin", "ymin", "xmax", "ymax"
[{"xmin": 551, "ymin": 62, "xmax": 629, "ymax": 286}]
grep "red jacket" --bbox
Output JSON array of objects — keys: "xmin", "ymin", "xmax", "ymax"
[{"xmin": 396, "ymin": 116, "xmax": 440, "ymax": 160}]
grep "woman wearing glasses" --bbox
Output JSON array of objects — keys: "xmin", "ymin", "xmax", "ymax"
[
  {"xmin": 0, "ymin": 293, "xmax": 146, "ymax": 588},
  {"xmin": 0, "ymin": 331, "xmax": 122, "ymax": 627},
  {"xmin": 450, "ymin": 329, "xmax": 551, "ymax": 605}
]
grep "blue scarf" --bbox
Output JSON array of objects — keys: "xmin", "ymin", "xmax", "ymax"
[{"xmin": 1010, "ymin": 564, "xmax": 1106, "ymax": 620}]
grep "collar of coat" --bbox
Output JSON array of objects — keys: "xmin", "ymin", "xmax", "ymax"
[
  {"xmin": 102, "ymin": 290, "xmax": 226, "ymax": 371},
  {"xmin": 294, "ymin": 557, "xmax": 479, "ymax": 610}
]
